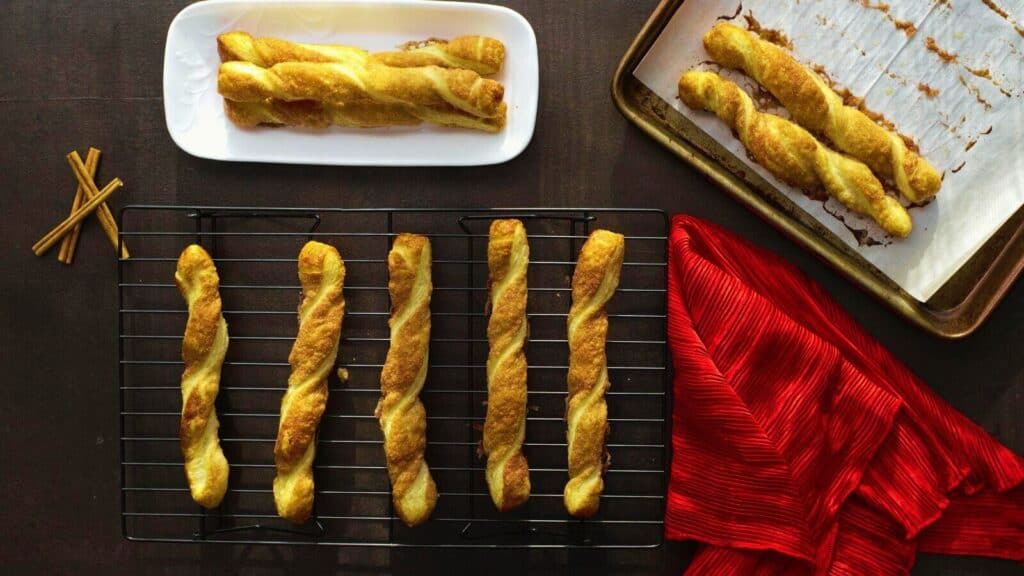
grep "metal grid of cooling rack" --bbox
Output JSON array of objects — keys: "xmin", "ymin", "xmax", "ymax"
[{"xmin": 117, "ymin": 206, "xmax": 670, "ymax": 548}]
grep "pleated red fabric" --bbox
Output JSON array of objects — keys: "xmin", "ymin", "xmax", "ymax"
[{"xmin": 665, "ymin": 215, "xmax": 1024, "ymax": 574}]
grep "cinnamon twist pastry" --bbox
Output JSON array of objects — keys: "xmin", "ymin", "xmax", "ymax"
[
  {"xmin": 217, "ymin": 60, "xmax": 505, "ymax": 119},
  {"xmin": 376, "ymin": 37, "xmax": 505, "ymax": 75},
  {"xmin": 175, "ymin": 245, "xmax": 230, "ymax": 509},
  {"xmin": 565, "ymin": 230, "xmax": 624, "ymax": 518},
  {"xmin": 704, "ymin": 22, "xmax": 941, "ymax": 203},
  {"xmin": 679, "ymin": 71, "xmax": 913, "ymax": 238},
  {"xmin": 376, "ymin": 234, "xmax": 438, "ymax": 527},
  {"xmin": 219, "ymin": 31, "xmax": 505, "ymax": 75},
  {"xmin": 483, "ymin": 220, "xmax": 531, "ymax": 511},
  {"xmin": 224, "ymin": 99, "xmax": 506, "ymax": 133},
  {"xmin": 274, "ymin": 241, "xmax": 346, "ymax": 524}
]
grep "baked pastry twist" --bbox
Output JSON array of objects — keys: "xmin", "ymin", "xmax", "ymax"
[
  {"xmin": 704, "ymin": 22, "xmax": 941, "ymax": 203},
  {"xmin": 483, "ymin": 219, "xmax": 531, "ymax": 511},
  {"xmin": 679, "ymin": 71, "xmax": 913, "ymax": 237},
  {"xmin": 218, "ymin": 60, "xmax": 505, "ymax": 119},
  {"xmin": 218, "ymin": 31, "xmax": 505, "ymax": 75},
  {"xmin": 376, "ymin": 37, "xmax": 505, "ymax": 75},
  {"xmin": 175, "ymin": 244, "xmax": 230, "ymax": 509},
  {"xmin": 224, "ymin": 99, "xmax": 507, "ymax": 133},
  {"xmin": 565, "ymin": 229, "xmax": 624, "ymax": 518},
  {"xmin": 376, "ymin": 234, "xmax": 438, "ymax": 527},
  {"xmin": 274, "ymin": 241, "xmax": 346, "ymax": 524}
]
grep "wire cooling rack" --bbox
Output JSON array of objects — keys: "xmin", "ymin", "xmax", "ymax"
[{"xmin": 117, "ymin": 206, "xmax": 670, "ymax": 548}]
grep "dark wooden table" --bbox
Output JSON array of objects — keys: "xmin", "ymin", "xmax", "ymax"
[{"xmin": 2, "ymin": 1, "xmax": 1020, "ymax": 574}]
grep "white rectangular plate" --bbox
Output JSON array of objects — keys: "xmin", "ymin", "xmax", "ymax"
[{"xmin": 163, "ymin": 0, "xmax": 538, "ymax": 166}]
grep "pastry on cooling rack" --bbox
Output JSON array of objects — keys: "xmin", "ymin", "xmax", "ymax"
[
  {"xmin": 274, "ymin": 241, "xmax": 346, "ymax": 524},
  {"xmin": 376, "ymin": 233, "xmax": 438, "ymax": 527},
  {"xmin": 174, "ymin": 244, "xmax": 230, "ymax": 509},
  {"xmin": 483, "ymin": 219, "xmax": 531, "ymax": 511},
  {"xmin": 565, "ymin": 229, "xmax": 625, "ymax": 518}
]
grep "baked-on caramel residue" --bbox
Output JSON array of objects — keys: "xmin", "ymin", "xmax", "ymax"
[
  {"xmin": 982, "ymin": 125, "xmax": 994, "ymax": 135},
  {"xmin": 959, "ymin": 74, "xmax": 993, "ymax": 110},
  {"xmin": 894, "ymin": 19, "xmax": 917, "ymax": 37},
  {"xmin": 951, "ymin": 161, "xmax": 967, "ymax": 173},
  {"xmin": 717, "ymin": 3, "xmax": 743, "ymax": 21},
  {"xmin": 967, "ymin": 66, "xmax": 992, "ymax": 79},
  {"xmin": 917, "ymin": 82, "xmax": 940, "ymax": 98},
  {"xmin": 982, "ymin": 0, "xmax": 1009, "ymax": 19},
  {"xmin": 925, "ymin": 36, "xmax": 958, "ymax": 62},
  {"xmin": 860, "ymin": 0, "xmax": 890, "ymax": 12},
  {"xmin": 965, "ymin": 139, "xmax": 978, "ymax": 151},
  {"xmin": 856, "ymin": 0, "xmax": 915, "ymax": 36},
  {"xmin": 743, "ymin": 12, "xmax": 793, "ymax": 49}
]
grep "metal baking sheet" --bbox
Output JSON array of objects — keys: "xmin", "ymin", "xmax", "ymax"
[{"xmin": 612, "ymin": 0, "xmax": 1024, "ymax": 339}]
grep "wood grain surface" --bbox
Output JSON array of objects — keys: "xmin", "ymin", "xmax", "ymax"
[{"xmin": 0, "ymin": 1, "xmax": 1019, "ymax": 574}]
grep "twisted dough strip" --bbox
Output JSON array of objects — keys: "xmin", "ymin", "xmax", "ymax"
[
  {"xmin": 704, "ymin": 22, "xmax": 941, "ymax": 203},
  {"xmin": 224, "ymin": 99, "xmax": 507, "ymax": 133},
  {"xmin": 376, "ymin": 234, "xmax": 438, "ymax": 527},
  {"xmin": 218, "ymin": 60, "xmax": 504, "ymax": 119},
  {"xmin": 565, "ymin": 229, "xmax": 624, "ymax": 518},
  {"xmin": 679, "ymin": 71, "xmax": 912, "ymax": 238},
  {"xmin": 483, "ymin": 220, "xmax": 531, "ymax": 511},
  {"xmin": 218, "ymin": 31, "xmax": 505, "ymax": 75},
  {"xmin": 175, "ymin": 245, "xmax": 230, "ymax": 509},
  {"xmin": 274, "ymin": 241, "xmax": 346, "ymax": 524}
]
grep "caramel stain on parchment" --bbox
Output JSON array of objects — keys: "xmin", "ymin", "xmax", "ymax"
[
  {"xmin": 982, "ymin": 0, "xmax": 1009, "ymax": 19},
  {"xmin": 965, "ymin": 139, "xmax": 978, "ymax": 151},
  {"xmin": 917, "ymin": 82, "xmax": 940, "ymax": 97},
  {"xmin": 959, "ymin": 74, "xmax": 993, "ymax": 110},
  {"xmin": 823, "ymin": 203, "xmax": 887, "ymax": 246},
  {"xmin": 979, "ymin": 0, "xmax": 1024, "ymax": 37},
  {"xmin": 981, "ymin": 125, "xmax": 994, "ymax": 135},
  {"xmin": 744, "ymin": 12, "xmax": 793, "ymax": 49},
  {"xmin": 925, "ymin": 36, "xmax": 958, "ymax": 62},
  {"xmin": 951, "ymin": 161, "xmax": 967, "ymax": 173},
  {"xmin": 855, "ymin": 0, "xmax": 916, "ymax": 36},
  {"xmin": 717, "ymin": 3, "xmax": 743, "ymax": 21}
]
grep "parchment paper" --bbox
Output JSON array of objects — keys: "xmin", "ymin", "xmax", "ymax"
[{"xmin": 635, "ymin": 0, "xmax": 1024, "ymax": 301}]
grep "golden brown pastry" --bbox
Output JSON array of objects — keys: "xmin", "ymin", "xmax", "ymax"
[
  {"xmin": 375, "ymin": 37, "xmax": 505, "ymax": 75},
  {"xmin": 218, "ymin": 31, "xmax": 505, "ymax": 75},
  {"xmin": 217, "ymin": 60, "xmax": 504, "ymax": 119},
  {"xmin": 679, "ymin": 70, "xmax": 913, "ymax": 238},
  {"xmin": 224, "ymin": 99, "xmax": 507, "ymax": 133},
  {"xmin": 703, "ymin": 22, "xmax": 941, "ymax": 203},
  {"xmin": 274, "ymin": 241, "xmax": 346, "ymax": 524},
  {"xmin": 175, "ymin": 244, "xmax": 230, "ymax": 509},
  {"xmin": 564, "ymin": 230, "xmax": 624, "ymax": 518},
  {"xmin": 483, "ymin": 220, "xmax": 531, "ymax": 511},
  {"xmin": 376, "ymin": 234, "xmax": 438, "ymax": 527}
]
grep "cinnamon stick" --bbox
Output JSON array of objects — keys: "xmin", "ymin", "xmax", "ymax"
[
  {"xmin": 65, "ymin": 150, "xmax": 129, "ymax": 258},
  {"xmin": 58, "ymin": 147, "xmax": 101, "ymax": 264},
  {"xmin": 32, "ymin": 178, "xmax": 123, "ymax": 256}
]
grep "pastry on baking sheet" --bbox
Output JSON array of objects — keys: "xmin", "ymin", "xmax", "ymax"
[
  {"xmin": 703, "ymin": 21, "xmax": 941, "ymax": 204},
  {"xmin": 678, "ymin": 70, "xmax": 912, "ymax": 238}
]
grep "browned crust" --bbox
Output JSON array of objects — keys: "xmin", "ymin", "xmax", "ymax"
[
  {"xmin": 678, "ymin": 70, "xmax": 912, "ymax": 238},
  {"xmin": 483, "ymin": 220, "xmax": 531, "ymax": 511},
  {"xmin": 175, "ymin": 244, "xmax": 230, "ymax": 509},
  {"xmin": 219, "ymin": 31, "xmax": 505, "ymax": 76},
  {"xmin": 377, "ymin": 234, "xmax": 438, "ymax": 527},
  {"xmin": 218, "ymin": 60, "xmax": 504, "ymax": 119},
  {"xmin": 273, "ymin": 241, "xmax": 346, "ymax": 524},
  {"xmin": 223, "ymin": 99, "xmax": 507, "ymax": 133},
  {"xmin": 565, "ymin": 230, "xmax": 625, "ymax": 518},
  {"xmin": 703, "ymin": 21, "xmax": 941, "ymax": 203}
]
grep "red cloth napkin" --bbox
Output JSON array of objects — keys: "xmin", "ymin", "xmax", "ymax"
[{"xmin": 665, "ymin": 215, "xmax": 1024, "ymax": 574}]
